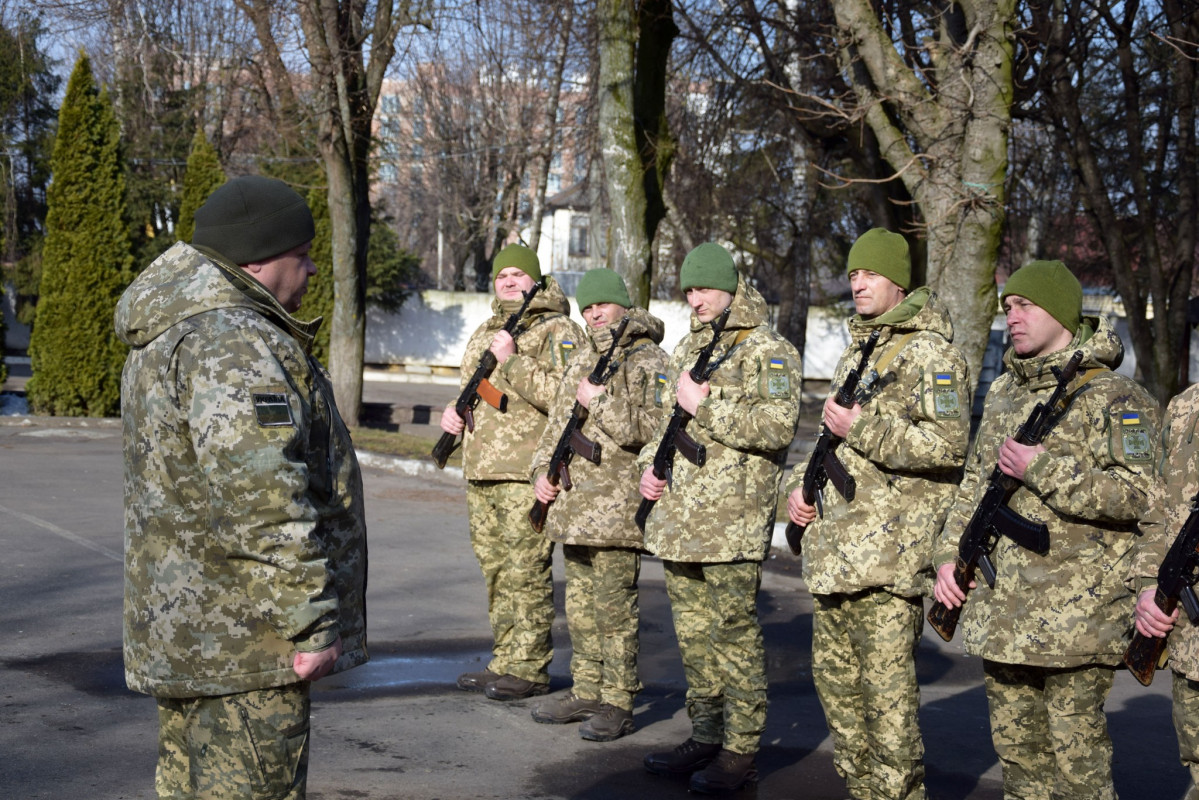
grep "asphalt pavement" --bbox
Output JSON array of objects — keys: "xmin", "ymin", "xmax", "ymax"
[{"xmin": 0, "ymin": 376, "xmax": 1189, "ymax": 799}]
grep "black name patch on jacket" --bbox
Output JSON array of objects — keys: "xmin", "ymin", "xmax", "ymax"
[{"xmin": 253, "ymin": 392, "xmax": 295, "ymax": 427}]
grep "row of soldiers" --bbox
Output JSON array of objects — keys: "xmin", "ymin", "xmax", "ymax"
[{"xmin": 439, "ymin": 231, "xmax": 1193, "ymax": 799}]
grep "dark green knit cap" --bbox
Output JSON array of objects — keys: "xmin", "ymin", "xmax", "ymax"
[
  {"xmin": 1001, "ymin": 260, "xmax": 1082, "ymax": 334},
  {"xmin": 192, "ymin": 175, "xmax": 315, "ymax": 265},
  {"xmin": 847, "ymin": 228, "xmax": 911, "ymax": 290},
  {"xmin": 490, "ymin": 243, "xmax": 542, "ymax": 283},
  {"xmin": 576, "ymin": 268, "xmax": 631, "ymax": 310},
  {"xmin": 680, "ymin": 242, "xmax": 738, "ymax": 294}
]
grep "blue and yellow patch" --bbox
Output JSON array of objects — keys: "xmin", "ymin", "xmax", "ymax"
[
  {"xmin": 654, "ymin": 372, "xmax": 668, "ymax": 406},
  {"xmin": 559, "ymin": 339, "xmax": 576, "ymax": 364},
  {"xmin": 1118, "ymin": 410, "xmax": 1152, "ymax": 462},
  {"xmin": 931, "ymin": 371, "xmax": 961, "ymax": 419}
]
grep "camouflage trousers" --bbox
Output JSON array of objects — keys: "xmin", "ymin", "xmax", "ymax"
[
  {"xmin": 812, "ymin": 590, "xmax": 926, "ymax": 800},
  {"xmin": 663, "ymin": 559, "xmax": 765, "ymax": 755},
  {"xmin": 563, "ymin": 544, "xmax": 642, "ymax": 710},
  {"xmin": 467, "ymin": 480, "xmax": 554, "ymax": 683},
  {"xmin": 983, "ymin": 660, "xmax": 1117, "ymax": 800},
  {"xmin": 1173, "ymin": 672, "xmax": 1199, "ymax": 800},
  {"xmin": 155, "ymin": 683, "xmax": 309, "ymax": 799}
]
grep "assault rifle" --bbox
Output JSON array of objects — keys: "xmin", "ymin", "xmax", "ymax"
[
  {"xmin": 528, "ymin": 316, "xmax": 630, "ymax": 533},
  {"xmin": 926, "ymin": 349, "xmax": 1085, "ymax": 642},
  {"xmin": 432, "ymin": 284, "xmax": 540, "ymax": 469},
  {"xmin": 783, "ymin": 328, "xmax": 882, "ymax": 555},
  {"xmin": 1123, "ymin": 495, "xmax": 1199, "ymax": 686},
  {"xmin": 634, "ymin": 306, "xmax": 732, "ymax": 532}
]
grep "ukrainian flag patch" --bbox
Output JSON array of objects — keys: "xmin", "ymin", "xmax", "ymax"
[
  {"xmin": 1122, "ymin": 412, "xmax": 1141, "ymax": 426},
  {"xmin": 654, "ymin": 372, "xmax": 667, "ymax": 405},
  {"xmin": 765, "ymin": 356, "xmax": 790, "ymax": 398},
  {"xmin": 1117, "ymin": 410, "xmax": 1152, "ymax": 462},
  {"xmin": 559, "ymin": 339, "xmax": 576, "ymax": 364},
  {"xmin": 936, "ymin": 373, "xmax": 953, "ymax": 385},
  {"xmin": 931, "ymin": 371, "xmax": 961, "ymax": 419}
]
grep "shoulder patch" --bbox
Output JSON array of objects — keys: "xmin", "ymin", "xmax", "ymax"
[
  {"xmin": 1118, "ymin": 411, "xmax": 1153, "ymax": 462},
  {"xmin": 764, "ymin": 355, "xmax": 791, "ymax": 399},
  {"xmin": 252, "ymin": 391, "xmax": 295, "ymax": 427},
  {"xmin": 931, "ymin": 371, "xmax": 961, "ymax": 419},
  {"xmin": 559, "ymin": 339, "xmax": 576, "ymax": 364},
  {"xmin": 654, "ymin": 372, "xmax": 668, "ymax": 406}
]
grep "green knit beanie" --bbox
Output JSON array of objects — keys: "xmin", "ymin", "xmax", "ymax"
[
  {"xmin": 576, "ymin": 268, "xmax": 631, "ymax": 310},
  {"xmin": 490, "ymin": 243, "xmax": 542, "ymax": 283},
  {"xmin": 680, "ymin": 242, "xmax": 738, "ymax": 294},
  {"xmin": 1001, "ymin": 260, "xmax": 1082, "ymax": 334},
  {"xmin": 192, "ymin": 175, "xmax": 315, "ymax": 265},
  {"xmin": 847, "ymin": 228, "xmax": 911, "ymax": 290}
]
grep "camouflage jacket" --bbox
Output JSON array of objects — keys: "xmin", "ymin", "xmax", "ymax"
[
  {"xmin": 637, "ymin": 277, "xmax": 803, "ymax": 563},
  {"xmin": 114, "ymin": 242, "xmax": 367, "ymax": 698},
  {"xmin": 786, "ymin": 288, "xmax": 970, "ymax": 597},
  {"xmin": 460, "ymin": 276, "xmax": 585, "ymax": 481},
  {"xmin": 530, "ymin": 307, "xmax": 669, "ymax": 549},
  {"xmin": 936, "ymin": 315, "xmax": 1160, "ymax": 668},
  {"xmin": 1127, "ymin": 384, "xmax": 1199, "ymax": 679}
]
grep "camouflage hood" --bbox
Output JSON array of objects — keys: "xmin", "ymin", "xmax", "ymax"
[
  {"xmin": 587, "ymin": 305, "xmax": 666, "ymax": 353},
  {"xmin": 115, "ymin": 241, "xmax": 320, "ymax": 353},
  {"xmin": 488, "ymin": 274, "xmax": 572, "ymax": 330},
  {"xmin": 848, "ymin": 286, "xmax": 953, "ymax": 343},
  {"xmin": 1002, "ymin": 313, "xmax": 1122, "ymax": 390}
]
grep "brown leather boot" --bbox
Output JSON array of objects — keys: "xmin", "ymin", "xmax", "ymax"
[
  {"xmin": 643, "ymin": 738, "xmax": 721, "ymax": 775},
  {"xmin": 688, "ymin": 748, "xmax": 758, "ymax": 794},
  {"xmin": 578, "ymin": 704, "xmax": 634, "ymax": 741},
  {"xmin": 531, "ymin": 691, "xmax": 601, "ymax": 724},
  {"xmin": 484, "ymin": 674, "xmax": 550, "ymax": 701},
  {"xmin": 455, "ymin": 668, "xmax": 501, "ymax": 692}
]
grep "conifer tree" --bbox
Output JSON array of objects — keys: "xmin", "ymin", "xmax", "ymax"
[
  {"xmin": 176, "ymin": 128, "xmax": 225, "ymax": 245},
  {"xmin": 26, "ymin": 52, "xmax": 132, "ymax": 417}
]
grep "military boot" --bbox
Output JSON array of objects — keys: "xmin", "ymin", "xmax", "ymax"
[
  {"xmin": 531, "ymin": 692, "xmax": 601, "ymax": 724},
  {"xmin": 578, "ymin": 704, "xmax": 635, "ymax": 742},
  {"xmin": 484, "ymin": 674, "xmax": 550, "ymax": 701},
  {"xmin": 456, "ymin": 668, "xmax": 501, "ymax": 692},
  {"xmin": 643, "ymin": 738, "xmax": 721, "ymax": 775},
  {"xmin": 688, "ymin": 749, "xmax": 758, "ymax": 794}
]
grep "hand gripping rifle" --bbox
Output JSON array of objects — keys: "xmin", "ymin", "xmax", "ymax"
[
  {"xmin": 634, "ymin": 306, "xmax": 732, "ymax": 532},
  {"xmin": 432, "ymin": 283, "xmax": 541, "ymax": 468},
  {"xmin": 528, "ymin": 316, "xmax": 631, "ymax": 533},
  {"xmin": 1123, "ymin": 494, "xmax": 1199, "ymax": 686},
  {"xmin": 926, "ymin": 349, "xmax": 1085, "ymax": 642},
  {"xmin": 783, "ymin": 328, "xmax": 882, "ymax": 555}
]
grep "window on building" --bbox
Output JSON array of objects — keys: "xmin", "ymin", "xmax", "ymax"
[{"xmin": 569, "ymin": 216, "xmax": 589, "ymax": 257}]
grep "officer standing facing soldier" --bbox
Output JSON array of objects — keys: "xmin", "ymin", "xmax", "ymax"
[
  {"xmin": 638, "ymin": 242, "xmax": 802, "ymax": 794},
  {"xmin": 933, "ymin": 259, "xmax": 1159, "ymax": 799},
  {"xmin": 115, "ymin": 175, "xmax": 368, "ymax": 799},
  {"xmin": 786, "ymin": 228, "xmax": 969, "ymax": 800},
  {"xmin": 1127, "ymin": 382, "xmax": 1199, "ymax": 798},
  {"xmin": 441, "ymin": 243, "xmax": 584, "ymax": 701},
  {"xmin": 528, "ymin": 268, "xmax": 668, "ymax": 742}
]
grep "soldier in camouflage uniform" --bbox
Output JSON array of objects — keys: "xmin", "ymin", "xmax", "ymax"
[
  {"xmin": 115, "ymin": 176, "xmax": 368, "ymax": 800},
  {"xmin": 528, "ymin": 268, "xmax": 668, "ymax": 741},
  {"xmin": 441, "ymin": 244, "xmax": 584, "ymax": 700},
  {"xmin": 638, "ymin": 243, "xmax": 802, "ymax": 794},
  {"xmin": 785, "ymin": 228, "xmax": 969, "ymax": 800},
  {"xmin": 933, "ymin": 260, "xmax": 1160, "ymax": 800},
  {"xmin": 1127, "ymin": 384, "xmax": 1199, "ymax": 800}
]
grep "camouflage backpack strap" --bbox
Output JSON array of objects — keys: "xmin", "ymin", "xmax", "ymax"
[{"xmin": 869, "ymin": 331, "xmax": 917, "ymax": 377}]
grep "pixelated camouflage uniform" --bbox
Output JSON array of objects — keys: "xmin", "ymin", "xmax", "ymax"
[
  {"xmin": 935, "ymin": 315, "xmax": 1159, "ymax": 800},
  {"xmin": 460, "ymin": 276, "xmax": 584, "ymax": 683},
  {"xmin": 785, "ymin": 288, "xmax": 969, "ymax": 800},
  {"xmin": 529, "ymin": 306, "xmax": 668, "ymax": 710},
  {"xmin": 638, "ymin": 277, "xmax": 802, "ymax": 755},
  {"xmin": 1127, "ymin": 383, "xmax": 1199, "ymax": 800},
  {"xmin": 115, "ymin": 241, "xmax": 368, "ymax": 798}
]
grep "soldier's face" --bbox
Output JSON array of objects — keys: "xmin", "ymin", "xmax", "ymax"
[
  {"xmin": 582, "ymin": 302, "xmax": 627, "ymax": 329},
  {"xmin": 849, "ymin": 269, "xmax": 906, "ymax": 319},
  {"xmin": 494, "ymin": 267, "xmax": 536, "ymax": 301},
  {"xmin": 686, "ymin": 287, "xmax": 733, "ymax": 323},
  {"xmin": 247, "ymin": 241, "xmax": 317, "ymax": 313},
  {"xmin": 1003, "ymin": 295, "xmax": 1074, "ymax": 358}
]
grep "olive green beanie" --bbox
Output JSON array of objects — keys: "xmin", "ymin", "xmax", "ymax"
[
  {"xmin": 192, "ymin": 175, "xmax": 315, "ymax": 265},
  {"xmin": 680, "ymin": 242, "xmax": 738, "ymax": 293},
  {"xmin": 490, "ymin": 243, "xmax": 542, "ymax": 283},
  {"xmin": 1001, "ymin": 260, "xmax": 1082, "ymax": 334},
  {"xmin": 576, "ymin": 268, "xmax": 631, "ymax": 310},
  {"xmin": 847, "ymin": 228, "xmax": 911, "ymax": 290}
]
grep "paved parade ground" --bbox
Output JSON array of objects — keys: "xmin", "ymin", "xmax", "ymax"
[{"xmin": 0, "ymin": 399, "xmax": 1190, "ymax": 799}]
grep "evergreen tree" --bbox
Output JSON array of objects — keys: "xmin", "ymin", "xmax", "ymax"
[
  {"xmin": 26, "ymin": 52, "xmax": 132, "ymax": 417},
  {"xmin": 176, "ymin": 128, "xmax": 225, "ymax": 245}
]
